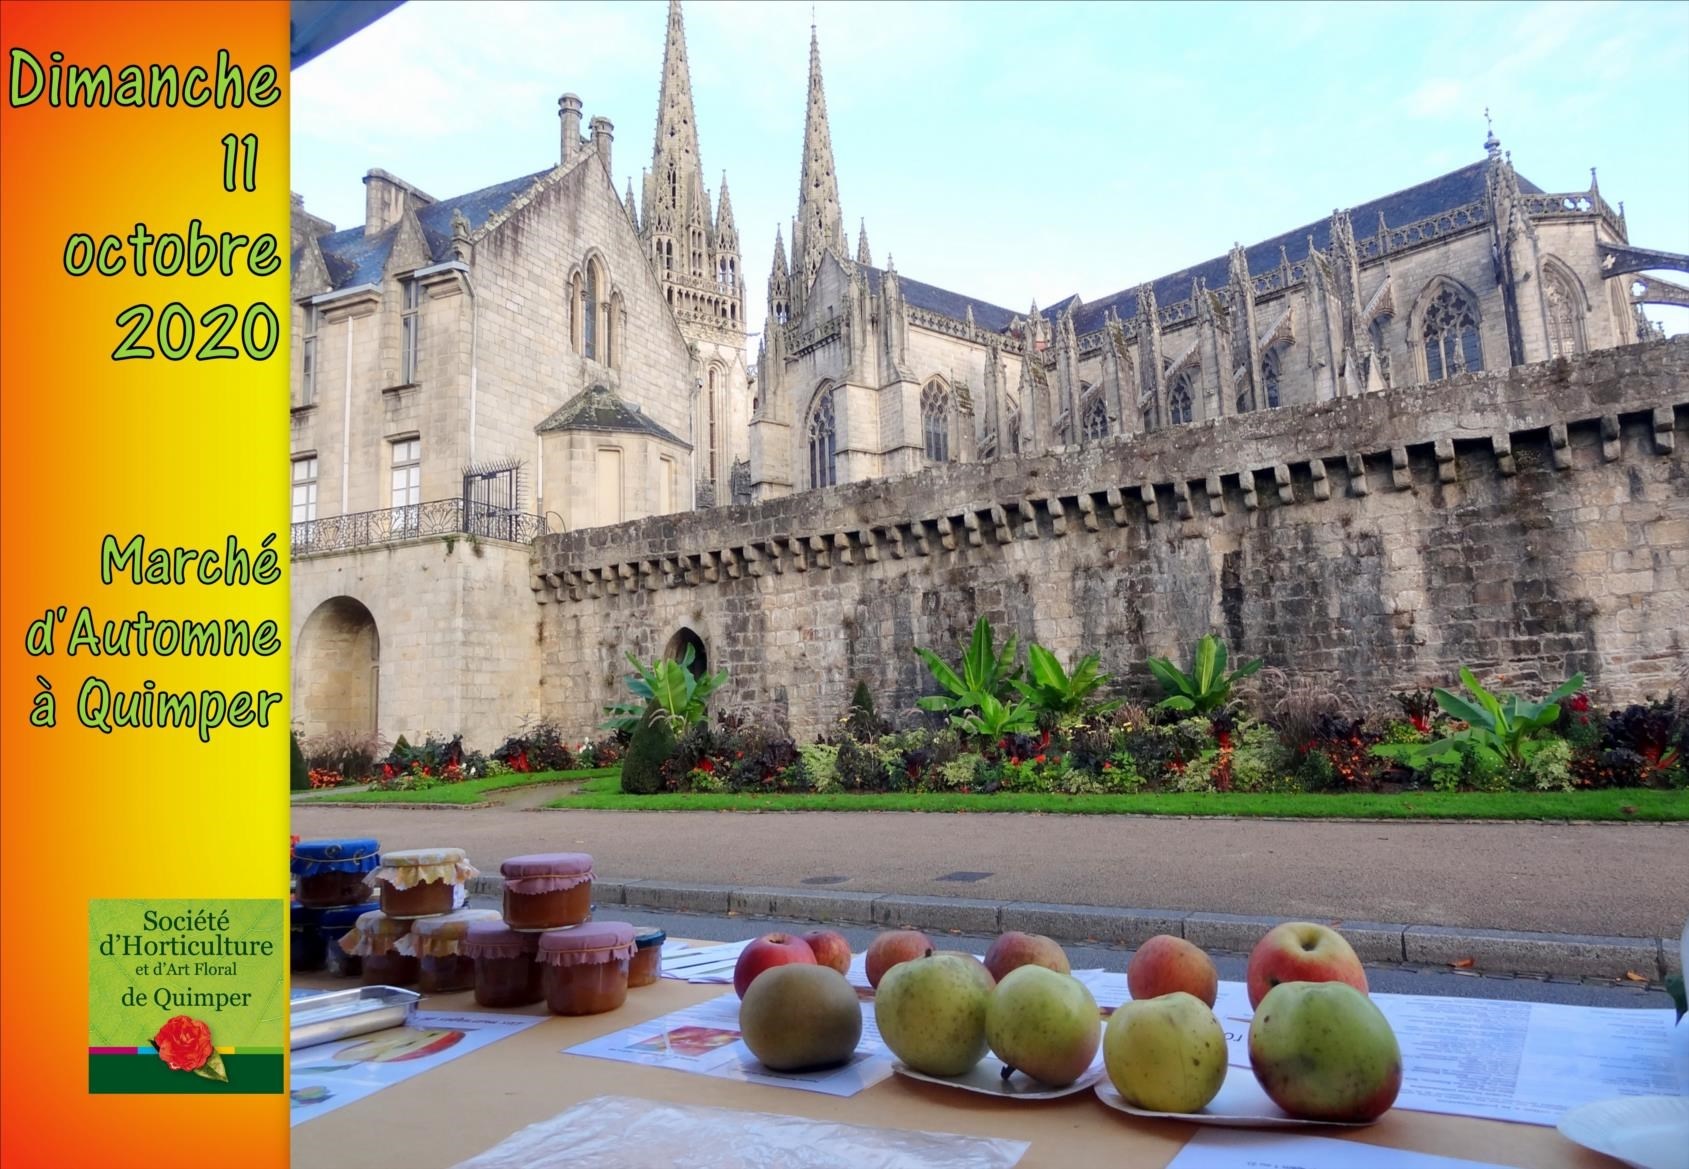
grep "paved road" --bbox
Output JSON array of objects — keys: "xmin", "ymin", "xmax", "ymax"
[{"xmin": 291, "ymin": 803, "xmax": 1689, "ymax": 938}]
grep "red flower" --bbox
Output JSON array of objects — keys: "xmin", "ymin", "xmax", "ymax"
[
  {"xmin": 1035, "ymin": 754, "xmax": 1047, "ymax": 763},
  {"xmin": 698, "ymin": 758, "xmax": 715, "ymax": 773},
  {"xmin": 153, "ymin": 1016, "xmax": 213, "ymax": 1072},
  {"xmin": 1569, "ymin": 693, "xmax": 1591, "ymax": 713}
]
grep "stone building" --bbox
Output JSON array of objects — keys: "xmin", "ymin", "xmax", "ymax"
[
  {"xmin": 288, "ymin": 0, "xmax": 747, "ymax": 747},
  {"xmin": 750, "ymin": 29, "xmax": 1676, "ymax": 500},
  {"xmin": 290, "ymin": 3, "xmax": 1686, "ymax": 751}
]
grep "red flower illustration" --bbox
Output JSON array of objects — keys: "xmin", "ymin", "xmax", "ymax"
[{"xmin": 153, "ymin": 1016, "xmax": 213, "ymax": 1072}]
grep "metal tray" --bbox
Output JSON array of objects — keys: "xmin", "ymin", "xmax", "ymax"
[{"xmin": 290, "ymin": 985, "xmax": 420, "ymax": 1050}]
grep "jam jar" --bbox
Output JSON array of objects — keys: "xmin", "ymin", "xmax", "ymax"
[
  {"xmin": 538, "ymin": 921, "xmax": 636, "ymax": 1016},
  {"xmin": 460, "ymin": 921, "xmax": 545, "ymax": 1009},
  {"xmin": 399, "ymin": 909, "xmax": 502, "ymax": 994},
  {"xmin": 291, "ymin": 902, "xmax": 325, "ymax": 971},
  {"xmin": 500, "ymin": 853, "xmax": 593, "ymax": 930},
  {"xmin": 291, "ymin": 837, "xmax": 381, "ymax": 908},
  {"xmin": 367, "ymin": 848, "xmax": 478, "ymax": 918},
  {"xmin": 340, "ymin": 910, "xmax": 419, "ymax": 987},
  {"xmin": 319, "ymin": 902, "xmax": 378, "ymax": 978},
  {"xmin": 629, "ymin": 929, "xmax": 666, "ymax": 988}
]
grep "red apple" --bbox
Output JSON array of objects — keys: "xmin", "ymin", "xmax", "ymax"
[
  {"xmin": 1127, "ymin": 935, "xmax": 1218, "ymax": 1007},
  {"xmin": 984, "ymin": 931, "xmax": 1070, "ymax": 983},
  {"xmin": 734, "ymin": 933, "xmax": 817, "ymax": 998},
  {"xmin": 1246, "ymin": 922, "xmax": 1368, "ymax": 1009},
  {"xmin": 866, "ymin": 929, "xmax": 932, "ymax": 988},
  {"xmin": 801, "ymin": 930, "xmax": 852, "ymax": 976}
]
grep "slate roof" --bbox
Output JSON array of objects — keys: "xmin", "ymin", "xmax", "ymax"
[
  {"xmin": 307, "ymin": 168, "xmax": 553, "ymax": 291},
  {"xmin": 861, "ymin": 266, "xmax": 1023, "ymax": 333},
  {"xmin": 859, "ymin": 160, "xmax": 1539, "ymax": 339},
  {"xmin": 536, "ymin": 384, "xmax": 691, "ymax": 448},
  {"xmin": 1066, "ymin": 161, "xmax": 1541, "ymax": 336}
]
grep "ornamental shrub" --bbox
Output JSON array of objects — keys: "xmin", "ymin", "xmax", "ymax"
[
  {"xmin": 620, "ymin": 703, "xmax": 676, "ymax": 795},
  {"xmin": 290, "ymin": 731, "xmax": 309, "ymax": 791}
]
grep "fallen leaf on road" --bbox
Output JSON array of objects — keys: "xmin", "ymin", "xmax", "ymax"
[
  {"xmin": 725, "ymin": 911, "xmax": 738, "ymax": 918},
  {"xmin": 1450, "ymin": 957, "xmax": 1475, "ymax": 969},
  {"xmin": 1621, "ymin": 806, "xmax": 1638, "ymax": 815},
  {"xmin": 1623, "ymin": 971, "xmax": 1649, "ymax": 983},
  {"xmin": 947, "ymin": 929, "xmax": 960, "ymax": 935}
]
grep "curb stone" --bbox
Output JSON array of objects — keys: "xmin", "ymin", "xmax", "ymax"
[{"xmin": 567, "ymin": 880, "xmax": 1671, "ymax": 981}]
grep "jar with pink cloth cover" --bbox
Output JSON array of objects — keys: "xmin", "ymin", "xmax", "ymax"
[
  {"xmin": 537, "ymin": 921, "xmax": 636, "ymax": 1015},
  {"xmin": 367, "ymin": 848, "xmax": 479, "ymax": 918},
  {"xmin": 500, "ymin": 852, "xmax": 593, "ymax": 930},
  {"xmin": 397, "ymin": 909, "xmax": 502, "ymax": 994},
  {"xmin": 460, "ymin": 921, "xmax": 545, "ymax": 1008}
]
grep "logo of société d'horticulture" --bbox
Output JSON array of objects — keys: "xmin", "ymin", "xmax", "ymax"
[{"xmin": 152, "ymin": 1015, "xmax": 227, "ymax": 1083}]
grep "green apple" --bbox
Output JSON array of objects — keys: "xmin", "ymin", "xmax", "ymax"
[
  {"xmin": 874, "ymin": 953, "xmax": 991, "ymax": 1076},
  {"xmin": 1249, "ymin": 981, "xmax": 1402, "ymax": 1122},
  {"xmin": 985, "ymin": 965, "xmax": 1100, "ymax": 1087},
  {"xmin": 1104, "ymin": 991, "xmax": 1227, "ymax": 1112},
  {"xmin": 739, "ymin": 964, "xmax": 862, "ymax": 1072}
]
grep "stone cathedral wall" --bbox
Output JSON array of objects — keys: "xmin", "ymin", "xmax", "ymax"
[{"xmin": 532, "ymin": 338, "xmax": 1689, "ymax": 741}]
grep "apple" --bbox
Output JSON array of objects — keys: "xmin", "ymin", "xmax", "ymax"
[
  {"xmin": 1249, "ymin": 981, "xmax": 1402, "ymax": 1122},
  {"xmin": 1246, "ymin": 921, "xmax": 1368, "ymax": 1009},
  {"xmin": 984, "ymin": 931, "xmax": 1070, "ymax": 983},
  {"xmin": 866, "ymin": 929, "xmax": 932, "ymax": 988},
  {"xmin": 936, "ymin": 950, "xmax": 996, "ymax": 992},
  {"xmin": 801, "ymin": 929, "xmax": 852, "ymax": 976},
  {"xmin": 1127, "ymin": 935, "xmax": 1218, "ymax": 1007},
  {"xmin": 1104, "ymin": 992, "xmax": 1227, "ymax": 1113},
  {"xmin": 739, "ymin": 964, "xmax": 862, "ymax": 1072},
  {"xmin": 985, "ymin": 965, "xmax": 1100, "ymax": 1087},
  {"xmin": 875, "ymin": 953, "xmax": 992, "ymax": 1076},
  {"xmin": 734, "ymin": 932, "xmax": 817, "ymax": 998}
]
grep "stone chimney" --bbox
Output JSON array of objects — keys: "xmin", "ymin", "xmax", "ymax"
[
  {"xmin": 290, "ymin": 191, "xmax": 335, "ymax": 248},
  {"xmin": 559, "ymin": 93, "xmax": 583, "ymax": 166},
  {"xmin": 363, "ymin": 169, "xmax": 435, "ymax": 238},
  {"xmin": 590, "ymin": 115, "xmax": 613, "ymax": 176}
]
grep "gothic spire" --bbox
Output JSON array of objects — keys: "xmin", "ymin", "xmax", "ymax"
[
  {"xmin": 791, "ymin": 22, "xmax": 845, "ymax": 312},
  {"xmin": 771, "ymin": 224, "xmax": 788, "ymax": 276},
  {"xmin": 716, "ymin": 171, "xmax": 737, "ymax": 236},
  {"xmin": 856, "ymin": 218, "xmax": 871, "ymax": 267},
  {"xmin": 624, "ymin": 177, "xmax": 638, "ymax": 226},
  {"xmin": 652, "ymin": 0, "xmax": 702, "ymax": 178}
]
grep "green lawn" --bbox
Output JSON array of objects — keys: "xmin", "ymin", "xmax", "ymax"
[
  {"xmin": 305, "ymin": 767, "xmax": 619, "ymax": 805},
  {"xmin": 546, "ymin": 776, "xmax": 1689, "ymax": 821}
]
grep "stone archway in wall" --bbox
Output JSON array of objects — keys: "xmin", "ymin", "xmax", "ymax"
[
  {"xmin": 663, "ymin": 627, "xmax": 708, "ymax": 679},
  {"xmin": 296, "ymin": 596, "xmax": 380, "ymax": 741}
]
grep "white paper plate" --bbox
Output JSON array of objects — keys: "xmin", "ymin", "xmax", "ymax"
[
  {"xmin": 894, "ymin": 1056, "xmax": 1105, "ymax": 1100},
  {"xmin": 1094, "ymin": 1067, "xmax": 1375, "ymax": 1129},
  {"xmin": 1557, "ymin": 1096, "xmax": 1689, "ymax": 1169}
]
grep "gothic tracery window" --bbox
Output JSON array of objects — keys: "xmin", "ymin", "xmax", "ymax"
[
  {"xmin": 1369, "ymin": 313, "xmax": 1393, "ymax": 386},
  {"xmin": 1168, "ymin": 370, "xmax": 1195, "ymax": 426},
  {"xmin": 1082, "ymin": 393, "xmax": 1109, "ymax": 441},
  {"xmin": 1005, "ymin": 408, "xmax": 1021, "ymax": 455},
  {"xmin": 921, "ymin": 379, "xmax": 951, "ymax": 462},
  {"xmin": 1261, "ymin": 345, "xmax": 1283, "ymax": 409},
  {"xmin": 808, "ymin": 387, "xmax": 838, "ymax": 489},
  {"xmin": 583, "ymin": 259, "xmax": 602, "ymax": 361},
  {"xmin": 1544, "ymin": 266, "xmax": 1584, "ymax": 359},
  {"xmin": 1421, "ymin": 285, "xmax": 1482, "ymax": 382}
]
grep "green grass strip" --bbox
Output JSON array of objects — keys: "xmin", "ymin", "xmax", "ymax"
[
  {"xmin": 548, "ymin": 777, "xmax": 1687, "ymax": 821},
  {"xmin": 305, "ymin": 767, "xmax": 619, "ymax": 805}
]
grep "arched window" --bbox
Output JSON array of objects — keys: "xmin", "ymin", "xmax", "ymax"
[
  {"xmin": 706, "ymin": 366, "xmax": 720, "ymax": 485},
  {"xmin": 1544, "ymin": 265, "xmax": 1584, "ymax": 359},
  {"xmin": 1168, "ymin": 370, "xmax": 1195, "ymax": 425},
  {"xmin": 607, "ymin": 290, "xmax": 623, "ymax": 370},
  {"xmin": 1082, "ymin": 392, "xmax": 1109, "ymax": 440},
  {"xmin": 1422, "ymin": 285, "xmax": 1482, "ymax": 382},
  {"xmin": 583, "ymin": 259, "xmax": 601, "ymax": 361},
  {"xmin": 921, "ymin": 379, "xmax": 951, "ymax": 462},
  {"xmin": 1260, "ymin": 345, "xmax": 1283, "ymax": 409},
  {"xmin": 808, "ymin": 387, "xmax": 837, "ymax": 489},
  {"xmin": 1005, "ymin": 408, "xmax": 1021, "ymax": 455},
  {"xmin": 1368, "ymin": 313, "xmax": 1393, "ymax": 386},
  {"xmin": 568, "ymin": 272, "xmax": 583, "ymax": 351}
]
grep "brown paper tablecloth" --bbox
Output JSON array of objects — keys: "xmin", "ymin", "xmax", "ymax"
[{"xmin": 290, "ymin": 944, "xmax": 1616, "ymax": 1169}]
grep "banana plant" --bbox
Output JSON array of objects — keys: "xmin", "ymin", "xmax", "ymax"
[
  {"xmin": 1373, "ymin": 669, "xmax": 1583, "ymax": 771},
  {"xmin": 601, "ymin": 645, "xmax": 727, "ymax": 733},
  {"xmin": 951, "ymin": 693, "xmax": 1039, "ymax": 738},
  {"xmin": 915, "ymin": 615, "xmax": 1022, "ymax": 715},
  {"xmin": 1147, "ymin": 634, "xmax": 1261, "ymax": 715},
  {"xmin": 1012, "ymin": 644, "xmax": 1121, "ymax": 721}
]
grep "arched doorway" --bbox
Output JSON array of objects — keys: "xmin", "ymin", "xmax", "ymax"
[
  {"xmin": 663, "ymin": 628, "xmax": 708, "ymax": 680},
  {"xmin": 296, "ymin": 596, "xmax": 380, "ymax": 740}
]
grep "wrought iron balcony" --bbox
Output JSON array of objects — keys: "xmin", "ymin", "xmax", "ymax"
[{"xmin": 292, "ymin": 498, "xmax": 548, "ymax": 557}]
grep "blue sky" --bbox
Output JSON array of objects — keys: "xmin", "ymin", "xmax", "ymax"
[{"xmin": 292, "ymin": 0, "xmax": 1689, "ymax": 344}]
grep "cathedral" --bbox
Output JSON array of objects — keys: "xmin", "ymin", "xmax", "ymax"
[{"xmin": 287, "ymin": 0, "xmax": 1679, "ymax": 750}]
